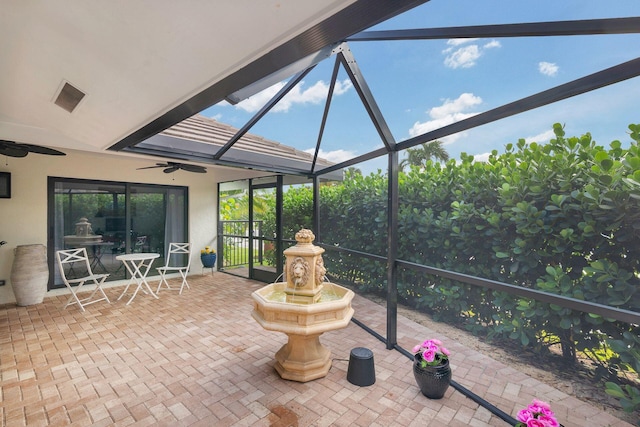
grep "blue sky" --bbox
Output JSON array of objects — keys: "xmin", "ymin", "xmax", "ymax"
[{"xmin": 201, "ymin": 0, "xmax": 640, "ymax": 174}]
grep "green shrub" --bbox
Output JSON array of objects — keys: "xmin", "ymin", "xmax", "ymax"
[{"xmin": 255, "ymin": 123, "xmax": 640, "ymax": 413}]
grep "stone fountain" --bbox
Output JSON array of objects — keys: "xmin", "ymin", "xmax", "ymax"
[
  {"xmin": 63, "ymin": 217, "xmax": 103, "ymax": 245},
  {"xmin": 251, "ymin": 229, "xmax": 354, "ymax": 382}
]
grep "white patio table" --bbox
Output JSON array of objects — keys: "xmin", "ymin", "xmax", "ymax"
[{"xmin": 116, "ymin": 252, "xmax": 160, "ymax": 305}]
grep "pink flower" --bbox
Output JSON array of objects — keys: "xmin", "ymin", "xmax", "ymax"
[
  {"xmin": 538, "ymin": 415, "xmax": 559, "ymax": 427},
  {"xmin": 517, "ymin": 409, "xmax": 534, "ymax": 423},
  {"xmin": 531, "ymin": 399, "xmax": 551, "ymax": 410},
  {"xmin": 413, "ymin": 338, "xmax": 451, "ymax": 367},
  {"xmin": 422, "ymin": 349, "xmax": 436, "ymax": 362},
  {"xmin": 515, "ymin": 399, "xmax": 559, "ymax": 427},
  {"xmin": 528, "ymin": 401, "xmax": 550, "ymax": 416}
]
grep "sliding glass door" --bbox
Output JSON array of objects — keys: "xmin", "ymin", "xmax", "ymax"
[{"xmin": 48, "ymin": 177, "xmax": 188, "ymax": 289}]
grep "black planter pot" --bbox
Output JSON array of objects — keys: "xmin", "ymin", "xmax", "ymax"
[
  {"xmin": 201, "ymin": 253, "xmax": 216, "ymax": 268},
  {"xmin": 413, "ymin": 356, "xmax": 451, "ymax": 399}
]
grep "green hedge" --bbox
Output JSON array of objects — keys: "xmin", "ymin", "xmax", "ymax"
[
  {"xmin": 399, "ymin": 123, "xmax": 640, "ymax": 414},
  {"xmin": 262, "ymin": 124, "xmax": 640, "ymax": 411}
]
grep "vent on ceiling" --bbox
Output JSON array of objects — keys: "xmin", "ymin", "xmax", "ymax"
[{"xmin": 54, "ymin": 81, "xmax": 85, "ymax": 113}]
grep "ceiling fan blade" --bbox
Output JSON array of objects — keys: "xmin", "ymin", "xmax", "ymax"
[
  {"xmin": 0, "ymin": 140, "xmax": 66, "ymax": 156},
  {"xmin": 178, "ymin": 163, "xmax": 207, "ymax": 173},
  {"xmin": 138, "ymin": 161, "xmax": 205, "ymax": 173},
  {"xmin": 136, "ymin": 164, "xmax": 167, "ymax": 170},
  {"xmin": 18, "ymin": 143, "xmax": 66, "ymax": 156},
  {"xmin": 0, "ymin": 144, "xmax": 28, "ymax": 157}
]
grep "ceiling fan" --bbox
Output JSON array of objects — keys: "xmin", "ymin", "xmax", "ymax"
[
  {"xmin": 137, "ymin": 161, "xmax": 207, "ymax": 174},
  {"xmin": 0, "ymin": 140, "xmax": 66, "ymax": 157}
]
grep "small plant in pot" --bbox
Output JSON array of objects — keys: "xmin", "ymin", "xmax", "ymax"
[
  {"xmin": 200, "ymin": 246, "xmax": 216, "ymax": 268},
  {"xmin": 514, "ymin": 399, "xmax": 562, "ymax": 427},
  {"xmin": 412, "ymin": 338, "xmax": 452, "ymax": 399}
]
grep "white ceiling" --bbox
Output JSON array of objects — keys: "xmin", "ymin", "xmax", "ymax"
[{"xmin": 0, "ymin": 1, "xmax": 371, "ymax": 157}]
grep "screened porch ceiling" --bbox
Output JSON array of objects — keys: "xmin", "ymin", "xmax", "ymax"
[
  {"xmin": 2, "ymin": 2, "xmax": 639, "ymax": 176},
  {"xmin": 0, "ymin": 0, "xmax": 425, "ymax": 174},
  {"xmin": 112, "ymin": 8, "xmax": 640, "ymax": 177}
]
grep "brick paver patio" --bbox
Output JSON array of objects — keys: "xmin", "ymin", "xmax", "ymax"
[{"xmin": 0, "ymin": 273, "xmax": 633, "ymax": 426}]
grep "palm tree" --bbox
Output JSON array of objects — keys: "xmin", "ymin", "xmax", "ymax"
[
  {"xmin": 345, "ymin": 166, "xmax": 362, "ymax": 178},
  {"xmin": 399, "ymin": 140, "xmax": 449, "ymax": 170}
]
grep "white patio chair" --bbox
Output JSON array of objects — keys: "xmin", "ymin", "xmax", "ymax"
[
  {"xmin": 133, "ymin": 235, "xmax": 148, "ymax": 252},
  {"xmin": 156, "ymin": 243, "xmax": 192, "ymax": 294},
  {"xmin": 56, "ymin": 247, "xmax": 111, "ymax": 311}
]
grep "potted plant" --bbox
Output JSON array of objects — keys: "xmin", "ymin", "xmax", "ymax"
[
  {"xmin": 200, "ymin": 246, "xmax": 216, "ymax": 268},
  {"xmin": 412, "ymin": 338, "xmax": 452, "ymax": 399},
  {"xmin": 515, "ymin": 399, "xmax": 562, "ymax": 427}
]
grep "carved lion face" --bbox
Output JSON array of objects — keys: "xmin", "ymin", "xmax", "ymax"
[
  {"xmin": 289, "ymin": 257, "xmax": 310, "ymax": 288},
  {"xmin": 315, "ymin": 256, "xmax": 326, "ymax": 286}
]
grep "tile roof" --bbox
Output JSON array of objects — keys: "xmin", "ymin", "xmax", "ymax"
[{"xmin": 160, "ymin": 114, "xmax": 333, "ymax": 171}]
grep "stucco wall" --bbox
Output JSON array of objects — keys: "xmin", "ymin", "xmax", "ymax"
[{"xmin": 0, "ymin": 149, "xmax": 265, "ymax": 305}]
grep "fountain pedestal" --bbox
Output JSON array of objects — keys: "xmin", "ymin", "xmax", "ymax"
[{"xmin": 274, "ymin": 334, "xmax": 330, "ymax": 382}]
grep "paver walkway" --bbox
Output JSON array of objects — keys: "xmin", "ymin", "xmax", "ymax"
[{"xmin": 0, "ymin": 273, "xmax": 633, "ymax": 426}]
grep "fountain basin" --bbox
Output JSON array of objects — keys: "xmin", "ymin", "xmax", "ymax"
[
  {"xmin": 252, "ymin": 282, "xmax": 354, "ymax": 333},
  {"xmin": 252, "ymin": 281, "xmax": 354, "ymax": 382},
  {"xmin": 63, "ymin": 235, "xmax": 102, "ymax": 245}
]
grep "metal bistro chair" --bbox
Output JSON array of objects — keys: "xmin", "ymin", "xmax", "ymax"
[
  {"xmin": 56, "ymin": 247, "xmax": 111, "ymax": 311},
  {"xmin": 133, "ymin": 235, "xmax": 148, "ymax": 253},
  {"xmin": 156, "ymin": 243, "xmax": 192, "ymax": 294}
]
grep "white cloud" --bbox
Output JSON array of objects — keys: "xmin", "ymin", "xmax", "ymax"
[
  {"xmin": 525, "ymin": 129, "xmax": 555, "ymax": 143},
  {"xmin": 471, "ymin": 152, "xmax": 492, "ymax": 162},
  {"xmin": 446, "ymin": 38, "xmax": 479, "ymax": 46},
  {"xmin": 409, "ymin": 93, "xmax": 483, "ymax": 144},
  {"xmin": 444, "ymin": 45, "xmax": 481, "ymax": 69},
  {"xmin": 429, "ymin": 93, "xmax": 482, "ymax": 119},
  {"xmin": 235, "ymin": 84, "xmax": 283, "ymax": 113},
  {"xmin": 443, "ymin": 39, "xmax": 500, "ymax": 69},
  {"xmin": 304, "ymin": 148, "xmax": 355, "ymax": 163},
  {"xmin": 484, "ymin": 40, "xmax": 501, "ymax": 49},
  {"xmin": 235, "ymin": 79, "xmax": 353, "ymax": 113},
  {"xmin": 538, "ymin": 61, "xmax": 559, "ymax": 77}
]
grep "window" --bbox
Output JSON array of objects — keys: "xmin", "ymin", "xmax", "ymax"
[
  {"xmin": 0, "ymin": 172, "xmax": 10, "ymax": 198},
  {"xmin": 48, "ymin": 177, "xmax": 188, "ymax": 289}
]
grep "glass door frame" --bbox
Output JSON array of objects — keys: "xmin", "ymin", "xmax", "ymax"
[
  {"xmin": 47, "ymin": 177, "xmax": 188, "ymax": 289},
  {"xmin": 249, "ymin": 175, "xmax": 283, "ymax": 283}
]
